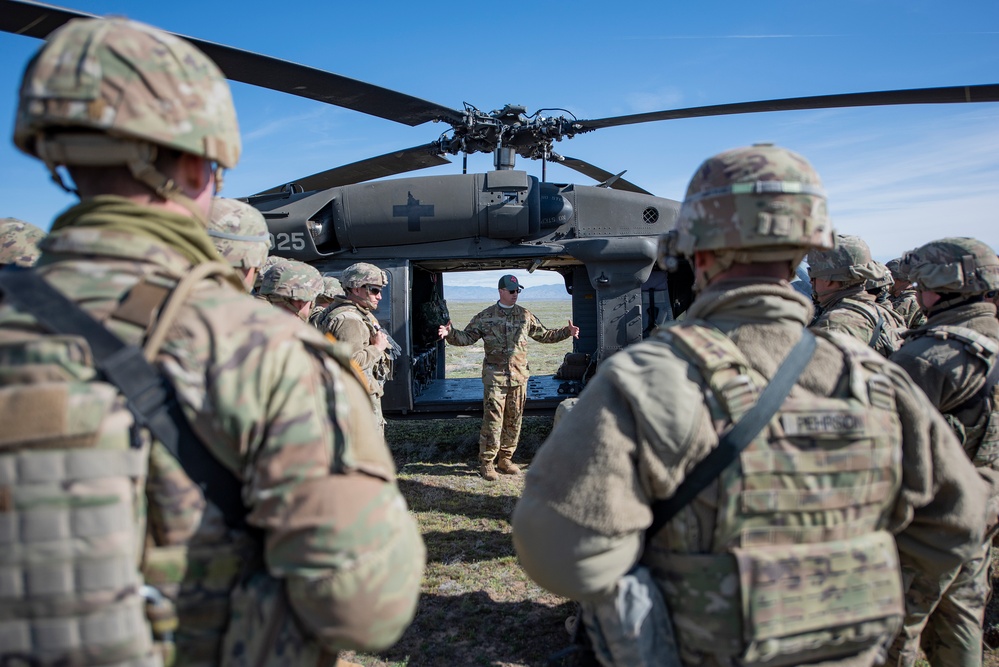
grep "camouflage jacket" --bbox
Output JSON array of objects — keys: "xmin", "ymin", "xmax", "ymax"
[
  {"xmin": 893, "ymin": 302, "xmax": 999, "ymax": 464},
  {"xmin": 316, "ymin": 296, "xmax": 389, "ymax": 397},
  {"xmin": 512, "ymin": 278, "xmax": 986, "ymax": 667},
  {"xmin": 0, "ymin": 219, "xmax": 424, "ymax": 664},
  {"xmin": 445, "ymin": 302, "xmax": 572, "ymax": 386},
  {"xmin": 889, "ymin": 289, "xmax": 926, "ymax": 329},
  {"xmin": 811, "ymin": 287, "xmax": 905, "ymax": 357}
]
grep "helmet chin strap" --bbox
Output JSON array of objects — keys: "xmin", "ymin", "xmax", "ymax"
[
  {"xmin": 694, "ymin": 249, "xmax": 806, "ymax": 292},
  {"xmin": 35, "ymin": 133, "xmax": 214, "ymax": 227}
]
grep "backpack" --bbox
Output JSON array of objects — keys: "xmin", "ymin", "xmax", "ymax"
[{"xmin": 0, "ymin": 263, "xmax": 245, "ymax": 666}]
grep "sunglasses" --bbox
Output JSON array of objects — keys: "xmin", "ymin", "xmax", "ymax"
[
  {"xmin": 506, "ymin": 289, "xmax": 520, "ymax": 295},
  {"xmin": 365, "ymin": 285, "xmax": 382, "ymax": 296}
]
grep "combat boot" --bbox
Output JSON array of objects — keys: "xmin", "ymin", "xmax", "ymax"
[
  {"xmin": 496, "ymin": 457, "xmax": 521, "ymax": 475},
  {"xmin": 479, "ymin": 462, "xmax": 499, "ymax": 481}
]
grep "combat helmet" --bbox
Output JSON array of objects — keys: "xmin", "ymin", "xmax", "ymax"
[
  {"xmin": 259, "ymin": 259, "xmax": 323, "ymax": 301},
  {"xmin": 885, "ymin": 257, "xmax": 910, "ymax": 282},
  {"xmin": 807, "ymin": 235, "xmax": 883, "ymax": 285},
  {"xmin": 0, "ymin": 218, "xmax": 46, "ymax": 268},
  {"xmin": 14, "ymin": 18, "xmax": 240, "ymax": 220},
  {"xmin": 208, "ymin": 198, "xmax": 272, "ymax": 269},
  {"xmin": 904, "ymin": 237, "xmax": 999, "ymax": 295},
  {"xmin": 661, "ymin": 143, "xmax": 834, "ymax": 275},
  {"xmin": 865, "ymin": 260, "xmax": 893, "ymax": 292},
  {"xmin": 340, "ymin": 262, "xmax": 388, "ymax": 289},
  {"xmin": 320, "ymin": 276, "xmax": 344, "ymax": 299}
]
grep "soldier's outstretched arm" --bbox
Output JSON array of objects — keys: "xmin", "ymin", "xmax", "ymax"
[
  {"xmin": 171, "ymin": 315, "xmax": 425, "ymax": 652},
  {"xmin": 445, "ymin": 312, "xmax": 484, "ymax": 346}
]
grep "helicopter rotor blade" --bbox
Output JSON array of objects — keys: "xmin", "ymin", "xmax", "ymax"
[
  {"xmin": 253, "ymin": 143, "xmax": 451, "ymax": 196},
  {"xmin": 574, "ymin": 84, "xmax": 999, "ymax": 132},
  {"xmin": 0, "ymin": 0, "xmax": 465, "ymax": 127},
  {"xmin": 558, "ymin": 157, "xmax": 652, "ymax": 195}
]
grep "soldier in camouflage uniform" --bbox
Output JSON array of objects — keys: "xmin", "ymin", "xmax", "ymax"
[
  {"xmin": 0, "ymin": 216, "xmax": 45, "ymax": 268},
  {"xmin": 0, "ymin": 17, "xmax": 423, "ymax": 667},
  {"xmin": 315, "ymin": 263, "xmax": 393, "ymax": 433},
  {"xmin": 258, "ymin": 258, "xmax": 324, "ymax": 322},
  {"xmin": 207, "ymin": 197, "xmax": 272, "ymax": 292},
  {"xmin": 886, "ymin": 256, "xmax": 927, "ymax": 329},
  {"xmin": 439, "ymin": 274, "xmax": 579, "ymax": 480},
  {"xmin": 309, "ymin": 275, "xmax": 344, "ymax": 326},
  {"xmin": 808, "ymin": 234, "xmax": 905, "ymax": 357},
  {"xmin": 512, "ymin": 144, "xmax": 987, "ymax": 667},
  {"xmin": 887, "ymin": 237, "xmax": 999, "ymax": 667},
  {"xmin": 253, "ymin": 254, "xmax": 281, "ymax": 294}
]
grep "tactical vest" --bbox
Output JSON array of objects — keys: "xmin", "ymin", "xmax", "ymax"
[
  {"xmin": 910, "ymin": 325, "xmax": 999, "ymax": 468},
  {"xmin": 323, "ymin": 304, "xmax": 390, "ymax": 393},
  {"xmin": 0, "ymin": 263, "xmax": 263, "ymax": 667},
  {"xmin": 835, "ymin": 297, "xmax": 901, "ymax": 357},
  {"xmin": 647, "ymin": 324, "xmax": 905, "ymax": 667}
]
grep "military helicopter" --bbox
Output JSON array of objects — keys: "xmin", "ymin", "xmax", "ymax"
[{"xmin": 3, "ymin": 0, "xmax": 998, "ymax": 417}]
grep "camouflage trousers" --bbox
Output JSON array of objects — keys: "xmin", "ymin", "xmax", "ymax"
[
  {"xmin": 578, "ymin": 565, "xmax": 681, "ymax": 667},
  {"xmin": 479, "ymin": 382, "xmax": 526, "ymax": 464},
  {"xmin": 889, "ymin": 540, "xmax": 991, "ymax": 667}
]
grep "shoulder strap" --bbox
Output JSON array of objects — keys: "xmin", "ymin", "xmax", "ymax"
[
  {"xmin": 868, "ymin": 313, "xmax": 885, "ymax": 348},
  {"xmin": 0, "ymin": 269, "xmax": 254, "ymax": 533},
  {"xmin": 646, "ymin": 328, "xmax": 817, "ymax": 541},
  {"xmin": 837, "ymin": 299, "xmax": 884, "ymax": 348}
]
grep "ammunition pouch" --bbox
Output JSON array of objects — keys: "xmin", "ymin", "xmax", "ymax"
[{"xmin": 656, "ymin": 531, "xmax": 903, "ymax": 666}]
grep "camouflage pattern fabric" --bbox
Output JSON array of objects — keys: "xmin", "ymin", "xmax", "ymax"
[
  {"xmin": 340, "ymin": 262, "xmax": 387, "ymax": 289},
  {"xmin": 445, "ymin": 303, "xmax": 572, "ymax": 386},
  {"xmin": 309, "ymin": 277, "xmax": 344, "ymax": 326},
  {"xmin": 670, "ymin": 143, "xmax": 833, "ymax": 258},
  {"xmin": 889, "ymin": 300, "xmax": 999, "ymax": 667},
  {"xmin": 512, "ymin": 280, "xmax": 987, "ymax": 667},
  {"xmin": 0, "ymin": 207, "xmax": 424, "ymax": 665},
  {"xmin": 254, "ymin": 255, "xmax": 282, "ymax": 293},
  {"xmin": 447, "ymin": 303, "xmax": 572, "ymax": 463},
  {"xmin": 0, "ymin": 217, "xmax": 45, "ymax": 268},
  {"xmin": 15, "ymin": 18, "xmax": 240, "ymax": 169},
  {"xmin": 259, "ymin": 259, "xmax": 323, "ymax": 320},
  {"xmin": 810, "ymin": 286, "xmax": 905, "ymax": 357},
  {"xmin": 207, "ymin": 198, "xmax": 271, "ymax": 269},
  {"xmin": 807, "ymin": 234, "xmax": 883, "ymax": 285},
  {"xmin": 890, "ymin": 289, "xmax": 927, "ymax": 329},
  {"xmin": 480, "ymin": 383, "xmax": 527, "ymax": 464},
  {"xmin": 903, "ymin": 237, "xmax": 999, "ymax": 295},
  {"xmin": 315, "ymin": 296, "xmax": 390, "ymax": 433}
]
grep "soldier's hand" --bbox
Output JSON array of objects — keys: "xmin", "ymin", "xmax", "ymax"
[
  {"xmin": 372, "ymin": 329, "xmax": 389, "ymax": 351},
  {"xmin": 438, "ymin": 321, "xmax": 452, "ymax": 339},
  {"xmin": 568, "ymin": 319, "xmax": 580, "ymax": 339}
]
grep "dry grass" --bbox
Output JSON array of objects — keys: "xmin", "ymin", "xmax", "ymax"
[
  {"xmin": 340, "ymin": 295, "xmax": 999, "ymax": 666},
  {"xmin": 339, "ymin": 418, "xmax": 572, "ymax": 667}
]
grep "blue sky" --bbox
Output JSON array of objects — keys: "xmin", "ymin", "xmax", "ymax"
[{"xmin": 1, "ymin": 0, "xmax": 997, "ymax": 288}]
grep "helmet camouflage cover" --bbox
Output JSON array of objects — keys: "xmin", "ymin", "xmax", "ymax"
[
  {"xmin": 320, "ymin": 276, "xmax": 344, "ymax": 299},
  {"xmin": 885, "ymin": 257, "xmax": 910, "ymax": 282},
  {"xmin": 14, "ymin": 17, "xmax": 240, "ymax": 169},
  {"xmin": 208, "ymin": 198, "xmax": 272, "ymax": 269},
  {"xmin": 666, "ymin": 143, "xmax": 834, "ymax": 263},
  {"xmin": 340, "ymin": 262, "xmax": 388, "ymax": 289},
  {"xmin": 904, "ymin": 237, "xmax": 999, "ymax": 294},
  {"xmin": 259, "ymin": 259, "xmax": 323, "ymax": 301},
  {"xmin": 807, "ymin": 235, "xmax": 883, "ymax": 284},
  {"xmin": 865, "ymin": 260, "xmax": 893, "ymax": 291},
  {"xmin": 0, "ymin": 218, "xmax": 45, "ymax": 268}
]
